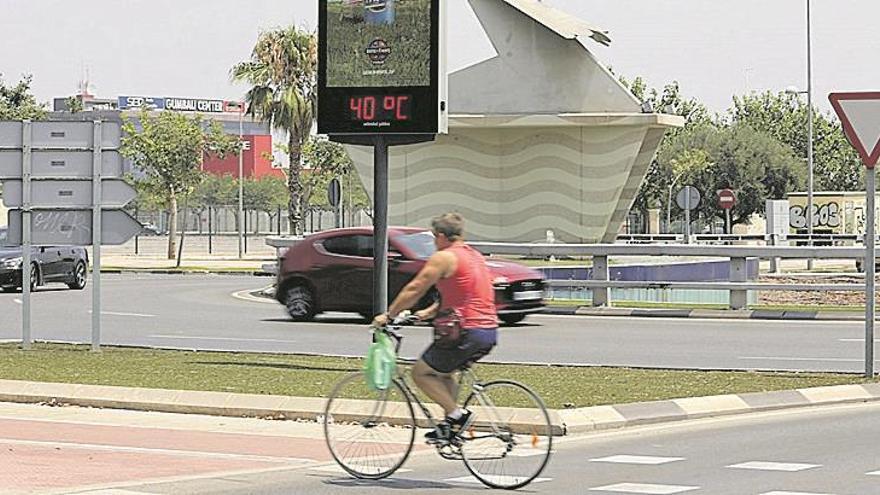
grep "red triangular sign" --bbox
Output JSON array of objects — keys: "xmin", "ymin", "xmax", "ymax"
[{"xmin": 829, "ymin": 92, "xmax": 880, "ymax": 169}]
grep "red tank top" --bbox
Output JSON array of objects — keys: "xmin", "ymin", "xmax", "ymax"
[{"xmin": 435, "ymin": 244, "xmax": 498, "ymax": 329}]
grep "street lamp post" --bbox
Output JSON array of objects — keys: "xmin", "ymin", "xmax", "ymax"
[
  {"xmin": 237, "ymin": 103, "xmax": 244, "ymax": 260},
  {"xmin": 786, "ymin": 0, "xmax": 814, "ymax": 269}
]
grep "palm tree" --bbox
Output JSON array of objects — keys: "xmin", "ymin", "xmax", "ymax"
[{"xmin": 231, "ymin": 26, "xmax": 317, "ymax": 235}]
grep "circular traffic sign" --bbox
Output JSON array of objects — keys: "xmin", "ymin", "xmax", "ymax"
[
  {"xmin": 675, "ymin": 186, "xmax": 701, "ymax": 211},
  {"xmin": 328, "ymin": 178, "xmax": 342, "ymax": 207},
  {"xmin": 717, "ymin": 188, "xmax": 737, "ymax": 210}
]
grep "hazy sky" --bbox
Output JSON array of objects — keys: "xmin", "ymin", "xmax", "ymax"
[{"xmin": 1, "ymin": 0, "xmax": 877, "ymax": 116}]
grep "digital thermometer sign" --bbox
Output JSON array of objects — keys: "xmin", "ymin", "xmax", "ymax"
[{"xmin": 318, "ymin": 0, "xmax": 446, "ymax": 135}]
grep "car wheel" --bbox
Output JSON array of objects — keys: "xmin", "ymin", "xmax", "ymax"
[
  {"xmin": 499, "ymin": 314, "xmax": 526, "ymax": 326},
  {"xmin": 283, "ymin": 284, "xmax": 317, "ymax": 322},
  {"xmin": 67, "ymin": 261, "xmax": 87, "ymax": 290},
  {"xmin": 25, "ymin": 264, "xmax": 38, "ymax": 292}
]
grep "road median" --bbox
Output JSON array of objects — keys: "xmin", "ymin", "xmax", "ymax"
[{"xmin": 0, "ymin": 343, "xmax": 877, "ymax": 435}]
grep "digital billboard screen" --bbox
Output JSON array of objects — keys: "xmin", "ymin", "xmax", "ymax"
[{"xmin": 318, "ymin": 0, "xmax": 446, "ymax": 135}]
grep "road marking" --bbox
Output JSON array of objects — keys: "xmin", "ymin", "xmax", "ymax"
[
  {"xmin": 589, "ymin": 455, "xmax": 684, "ymax": 465},
  {"xmin": 589, "ymin": 483, "xmax": 698, "ymax": 494},
  {"xmin": 445, "ymin": 475, "xmax": 551, "ymax": 485},
  {"xmin": 88, "ymin": 310, "xmax": 156, "ymax": 318},
  {"xmin": 0, "ymin": 437, "xmax": 309, "ymax": 464},
  {"xmin": 12, "ymin": 298, "xmax": 21, "ymax": 305},
  {"xmin": 738, "ymin": 356, "xmax": 863, "ymax": 363},
  {"xmin": 310, "ymin": 464, "xmax": 412, "ymax": 474},
  {"xmin": 727, "ymin": 461, "xmax": 820, "ymax": 472},
  {"xmin": 69, "ymin": 490, "xmax": 156, "ymax": 495},
  {"xmin": 866, "ymin": 470, "xmax": 880, "ymax": 475},
  {"xmin": 232, "ymin": 288, "xmax": 276, "ymax": 304},
  {"xmin": 838, "ymin": 338, "xmax": 880, "ymax": 343},
  {"xmin": 759, "ymin": 492, "xmax": 835, "ymax": 495},
  {"xmin": 149, "ymin": 335, "xmax": 297, "ymax": 344}
]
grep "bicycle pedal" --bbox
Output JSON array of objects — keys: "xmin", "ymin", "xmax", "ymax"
[{"xmin": 437, "ymin": 444, "xmax": 462, "ymax": 460}]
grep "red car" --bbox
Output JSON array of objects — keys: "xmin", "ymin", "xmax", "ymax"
[{"xmin": 275, "ymin": 227, "xmax": 546, "ymax": 325}]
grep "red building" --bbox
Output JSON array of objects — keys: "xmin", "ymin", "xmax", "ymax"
[{"xmin": 202, "ymin": 135, "xmax": 284, "ymax": 179}]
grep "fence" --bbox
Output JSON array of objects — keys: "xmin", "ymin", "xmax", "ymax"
[{"xmin": 468, "ymin": 242, "xmax": 870, "ymax": 310}]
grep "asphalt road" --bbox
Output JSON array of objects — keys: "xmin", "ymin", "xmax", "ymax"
[
  {"xmin": 0, "ymin": 273, "xmax": 875, "ymax": 372},
  {"xmin": 101, "ymin": 402, "xmax": 880, "ymax": 494}
]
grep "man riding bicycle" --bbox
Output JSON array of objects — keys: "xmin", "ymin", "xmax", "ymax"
[{"xmin": 373, "ymin": 212, "xmax": 498, "ymax": 441}]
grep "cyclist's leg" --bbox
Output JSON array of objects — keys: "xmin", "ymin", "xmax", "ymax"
[{"xmin": 412, "ymin": 359, "xmax": 457, "ymax": 414}]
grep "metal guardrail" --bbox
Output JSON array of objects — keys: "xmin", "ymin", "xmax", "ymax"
[
  {"xmin": 469, "ymin": 242, "xmax": 871, "ymax": 310},
  {"xmin": 265, "ymin": 236, "xmax": 870, "ymax": 311},
  {"xmin": 617, "ymin": 233, "xmax": 863, "ymax": 244},
  {"xmin": 468, "ymin": 242, "xmax": 868, "ymax": 259}
]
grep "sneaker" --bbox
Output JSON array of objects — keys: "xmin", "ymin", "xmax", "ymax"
[
  {"xmin": 425, "ymin": 410, "xmax": 473, "ymax": 442},
  {"xmin": 425, "ymin": 420, "xmax": 451, "ymax": 442}
]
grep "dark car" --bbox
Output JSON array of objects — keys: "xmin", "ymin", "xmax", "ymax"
[
  {"xmin": 0, "ymin": 227, "xmax": 89, "ymax": 292},
  {"xmin": 275, "ymin": 227, "xmax": 546, "ymax": 324}
]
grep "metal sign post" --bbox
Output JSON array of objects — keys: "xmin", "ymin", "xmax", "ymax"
[
  {"xmin": 373, "ymin": 137, "xmax": 389, "ymax": 315},
  {"xmin": 829, "ymin": 91, "xmax": 880, "ymax": 377},
  {"xmin": 1, "ymin": 120, "xmax": 140, "ymax": 351},
  {"xmin": 867, "ymin": 168, "xmax": 876, "ymax": 376},
  {"xmin": 91, "ymin": 122, "xmax": 103, "ymax": 351},
  {"xmin": 21, "ymin": 121, "xmax": 32, "ymax": 349},
  {"xmin": 676, "ymin": 186, "xmax": 701, "ymax": 244}
]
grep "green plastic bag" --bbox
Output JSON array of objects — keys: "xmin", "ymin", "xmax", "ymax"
[{"xmin": 364, "ymin": 331, "xmax": 396, "ymax": 391}]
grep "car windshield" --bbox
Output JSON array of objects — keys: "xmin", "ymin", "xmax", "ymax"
[{"xmin": 395, "ymin": 231, "xmax": 436, "ymax": 260}]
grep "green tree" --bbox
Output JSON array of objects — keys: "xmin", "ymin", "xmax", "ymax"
[
  {"xmin": 622, "ymin": 78, "xmax": 718, "ymax": 218},
  {"xmin": 65, "ymin": 96, "xmax": 84, "ymax": 114},
  {"xmin": 731, "ymin": 91, "xmax": 863, "ymax": 191},
  {"xmin": 192, "ymin": 173, "xmax": 238, "ymax": 232},
  {"xmin": 659, "ymin": 124, "xmax": 805, "ymax": 229},
  {"xmin": 301, "ymin": 137, "xmax": 354, "ymax": 208},
  {"xmin": 242, "ymin": 175, "xmax": 288, "ymax": 231},
  {"xmin": 231, "ymin": 26, "xmax": 317, "ymax": 235},
  {"xmin": 0, "ymin": 74, "xmax": 46, "ymax": 120},
  {"xmin": 121, "ymin": 111, "xmax": 240, "ymax": 259}
]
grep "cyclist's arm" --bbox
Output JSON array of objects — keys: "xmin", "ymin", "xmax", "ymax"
[
  {"xmin": 414, "ymin": 300, "xmax": 440, "ymax": 321},
  {"xmin": 386, "ymin": 251, "xmax": 453, "ymax": 319}
]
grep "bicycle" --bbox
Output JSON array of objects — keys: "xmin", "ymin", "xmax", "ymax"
[{"xmin": 323, "ymin": 315, "xmax": 554, "ymax": 490}]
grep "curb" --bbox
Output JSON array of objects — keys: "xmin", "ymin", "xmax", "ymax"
[
  {"xmin": 100, "ymin": 269, "xmax": 274, "ymax": 277},
  {"xmin": 1, "ymin": 379, "xmax": 878, "ymax": 437}
]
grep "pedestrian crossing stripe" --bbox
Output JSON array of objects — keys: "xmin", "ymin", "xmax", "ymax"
[
  {"xmin": 589, "ymin": 483, "xmax": 699, "ymax": 494},
  {"xmin": 589, "ymin": 455, "xmax": 685, "ymax": 465},
  {"xmin": 727, "ymin": 461, "xmax": 820, "ymax": 472},
  {"xmin": 444, "ymin": 475, "xmax": 551, "ymax": 485}
]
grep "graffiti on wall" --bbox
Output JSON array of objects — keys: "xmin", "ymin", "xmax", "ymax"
[{"xmin": 789, "ymin": 202, "xmax": 841, "ymax": 229}]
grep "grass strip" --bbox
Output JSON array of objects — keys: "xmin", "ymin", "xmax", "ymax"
[{"xmin": 0, "ymin": 343, "xmax": 873, "ymax": 409}]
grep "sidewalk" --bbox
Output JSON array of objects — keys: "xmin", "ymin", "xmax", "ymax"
[{"xmin": 3, "ymin": 379, "xmax": 880, "ymax": 437}]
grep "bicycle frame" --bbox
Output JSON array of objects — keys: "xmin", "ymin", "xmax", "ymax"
[{"xmin": 381, "ymin": 325, "xmax": 506, "ymax": 445}]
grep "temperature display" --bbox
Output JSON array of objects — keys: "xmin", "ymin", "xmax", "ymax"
[{"xmin": 349, "ymin": 95, "xmax": 411, "ymax": 122}]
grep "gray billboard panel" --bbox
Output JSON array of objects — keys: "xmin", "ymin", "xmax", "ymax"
[
  {"xmin": 0, "ymin": 121, "xmax": 121, "ymax": 148},
  {"xmin": 0, "ymin": 150, "xmax": 123, "ymax": 178},
  {"xmin": 2, "ymin": 179, "xmax": 136, "ymax": 208},
  {"xmin": 7, "ymin": 209, "xmax": 142, "ymax": 246},
  {"xmin": 0, "ymin": 122, "xmax": 23, "ymax": 146}
]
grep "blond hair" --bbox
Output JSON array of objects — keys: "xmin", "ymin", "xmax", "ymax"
[{"xmin": 431, "ymin": 212, "xmax": 465, "ymax": 241}]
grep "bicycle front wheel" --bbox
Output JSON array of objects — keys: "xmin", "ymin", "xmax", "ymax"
[
  {"xmin": 460, "ymin": 380, "xmax": 553, "ymax": 490},
  {"xmin": 323, "ymin": 372, "xmax": 416, "ymax": 479}
]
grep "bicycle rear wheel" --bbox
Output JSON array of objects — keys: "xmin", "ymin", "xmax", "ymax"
[
  {"xmin": 323, "ymin": 372, "xmax": 416, "ymax": 479},
  {"xmin": 460, "ymin": 380, "xmax": 553, "ymax": 489}
]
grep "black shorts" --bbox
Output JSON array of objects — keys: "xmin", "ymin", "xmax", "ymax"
[{"xmin": 421, "ymin": 328, "xmax": 497, "ymax": 374}]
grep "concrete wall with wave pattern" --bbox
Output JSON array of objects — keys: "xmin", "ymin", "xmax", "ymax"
[{"xmin": 349, "ymin": 124, "xmax": 653, "ymax": 242}]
